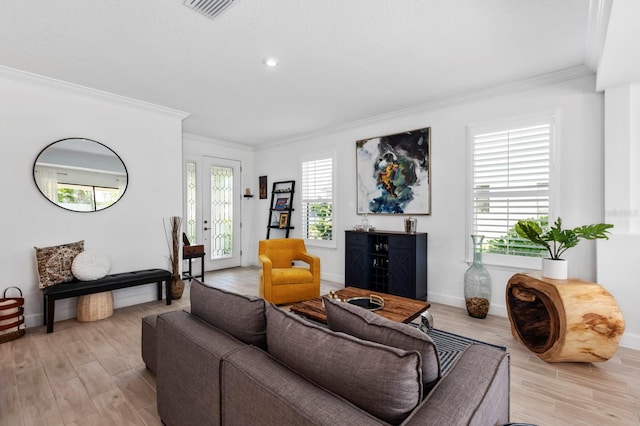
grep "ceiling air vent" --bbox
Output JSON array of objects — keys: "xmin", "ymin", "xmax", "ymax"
[{"xmin": 183, "ymin": 0, "xmax": 237, "ymax": 20}]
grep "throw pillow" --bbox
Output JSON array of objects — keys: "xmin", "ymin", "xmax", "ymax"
[
  {"xmin": 190, "ymin": 279, "xmax": 267, "ymax": 350},
  {"xmin": 34, "ymin": 240, "xmax": 84, "ymax": 289},
  {"xmin": 266, "ymin": 304, "xmax": 422, "ymax": 424},
  {"xmin": 71, "ymin": 251, "xmax": 111, "ymax": 281},
  {"xmin": 323, "ymin": 297, "xmax": 441, "ymax": 391}
]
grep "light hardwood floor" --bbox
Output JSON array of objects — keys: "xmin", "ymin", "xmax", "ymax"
[{"xmin": 1, "ymin": 267, "xmax": 638, "ymax": 425}]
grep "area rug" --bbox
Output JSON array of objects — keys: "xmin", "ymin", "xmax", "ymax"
[{"xmin": 427, "ymin": 328, "xmax": 507, "ymax": 375}]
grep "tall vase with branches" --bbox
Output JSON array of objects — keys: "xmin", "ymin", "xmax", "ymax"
[{"xmin": 165, "ymin": 216, "xmax": 185, "ymax": 300}]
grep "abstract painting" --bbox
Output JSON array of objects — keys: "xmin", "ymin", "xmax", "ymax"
[{"xmin": 356, "ymin": 127, "xmax": 431, "ymax": 215}]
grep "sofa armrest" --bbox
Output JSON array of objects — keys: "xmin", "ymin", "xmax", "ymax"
[
  {"xmin": 402, "ymin": 344, "xmax": 510, "ymax": 426},
  {"xmin": 156, "ymin": 310, "xmax": 247, "ymax": 426}
]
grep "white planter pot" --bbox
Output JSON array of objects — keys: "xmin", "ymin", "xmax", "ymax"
[{"xmin": 542, "ymin": 258, "xmax": 568, "ymax": 280}]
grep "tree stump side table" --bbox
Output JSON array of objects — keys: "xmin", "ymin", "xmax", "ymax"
[{"xmin": 506, "ymin": 273, "xmax": 625, "ymax": 362}]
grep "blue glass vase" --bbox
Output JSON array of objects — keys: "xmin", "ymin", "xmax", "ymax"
[{"xmin": 464, "ymin": 235, "xmax": 492, "ymax": 319}]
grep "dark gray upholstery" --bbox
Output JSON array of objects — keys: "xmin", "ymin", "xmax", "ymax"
[
  {"xmin": 156, "ymin": 310, "xmax": 246, "ymax": 426},
  {"xmin": 266, "ymin": 304, "xmax": 422, "ymax": 424},
  {"xmin": 221, "ymin": 346, "xmax": 384, "ymax": 426},
  {"xmin": 141, "ymin": 314, "xmax": 158, "ymax": 373},
  {"xmin": 144, "ymin": 286, "xmax": 510, "ymax": 425},
  {"xmin": 324, "ymin": 297, "xmax": 441, "ymax": 390},
  {"xmin": 190, "ymin": 279, "xmax": 267, "ymax": 350},
  {"xmin": 403, "ymin": 344, "xmax": 510, "ymax": 426}
]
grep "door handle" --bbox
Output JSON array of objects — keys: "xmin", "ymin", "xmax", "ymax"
[{"xmin": 204, "ymin": 227, "xmax": 209, "ymax": 231}]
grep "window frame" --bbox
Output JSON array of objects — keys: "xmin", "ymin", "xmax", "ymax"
[
  {"xmin": 300, "ymin": 151, "xmax": 336, "ymax": 249},
  {"xmin": 466, "ymin": 113, "xmax": 558, "ymax": 269}
]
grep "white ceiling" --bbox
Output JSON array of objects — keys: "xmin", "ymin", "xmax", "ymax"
[{"xmin": 0, "ymin": 0, "xmax": 599, "ymax": 146}]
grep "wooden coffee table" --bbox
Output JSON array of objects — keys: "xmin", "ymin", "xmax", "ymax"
[{"xmin": 289, "ymin": 287, "xmax": 430, "ymax": 324}]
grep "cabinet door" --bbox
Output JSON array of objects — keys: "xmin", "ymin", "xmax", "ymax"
[
  {"xmin": 389, "ymin": 234, "xmax": 427, "ymax": 300},
  {"xmin": 387, "ymin": 235, "xmax": 416, "ymax": 298},
  {"xmin": 345, "ymin": 232, "xmax": 369, "ymax": 289}
]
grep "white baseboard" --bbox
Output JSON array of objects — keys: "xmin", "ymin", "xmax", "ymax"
[
  {"xmin": 427, "ymin": 292, "xmax": 508, "ymax": 319},
  {"xmin": 620, "ymin": 332, "xmax": 640, "ymax": 350},
  {"xmin": 320, "ymin": 272, "xmax": 343, "ymax": 285}
]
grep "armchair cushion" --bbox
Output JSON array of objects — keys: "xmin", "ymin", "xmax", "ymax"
[{"xmin": 271, "ymin": 267, "xmax": 314, "ymax": 285}]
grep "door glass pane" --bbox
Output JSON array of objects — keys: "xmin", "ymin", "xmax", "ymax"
[
  {"xmin": 210, "ymin": 165, "xmax": 233, "ymax": 259},
  {"xmin": 186, "ymin": 161, "xmax": 197, "ymax": 244}
]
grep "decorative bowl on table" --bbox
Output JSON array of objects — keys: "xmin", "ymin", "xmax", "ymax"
[{"xmin": 345, "ymin": 294, "xmax": 384, "ymax": 311}]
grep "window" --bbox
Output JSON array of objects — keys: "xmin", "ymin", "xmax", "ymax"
[
  {"xmin": 57, "ymin": 183, "xmax": 120, "ymax": 212},
  {"xmin": 468, "ymin": 116, "xmax": 555, "ymax": 265},
  {"xmin": 301, "ymin": 156, "xmax": 334, "ymax": 246},
  {"xmin": 185, "ymin": 161, "xmax": 197, "ymax": 244}
]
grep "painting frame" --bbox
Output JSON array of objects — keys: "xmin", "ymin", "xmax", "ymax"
[
  {"xmin": 278, "ymin": 212, "xmax": 289, "ymax": 228},
  {"xmin": 356, "ymin": 127, "xmax": 431, "ymax": 215},
  {"xmin": 259, "ymin": 176, "xmax": 268, "ymax": 199}
]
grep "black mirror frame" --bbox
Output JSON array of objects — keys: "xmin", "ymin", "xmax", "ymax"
[{"xmin": 33, "ymin": 137, "xmax": 129, "ymax": 213}]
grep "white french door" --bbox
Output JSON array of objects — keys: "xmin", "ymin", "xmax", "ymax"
[
  {"xmin": 203, "ymin": 157, "xmax": 241, "ymax": 270},
  {"xmin": 185, "ymin": 155, "xmax": 241, "ymax": 271}
]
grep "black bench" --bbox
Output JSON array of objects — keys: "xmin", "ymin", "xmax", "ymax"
[{"xmin": 42, "ymin": 268, "xmax": 172, "ymax": 333}]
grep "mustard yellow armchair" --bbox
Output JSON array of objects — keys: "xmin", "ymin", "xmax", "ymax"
[{"xmin": 258, "ymin": 238, "xmax": 320, "ymax": 305}]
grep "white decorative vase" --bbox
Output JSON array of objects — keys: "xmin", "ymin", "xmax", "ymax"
[{"xmin": 542, "ymin": 258, "xmax": 568, "ymax": 280}]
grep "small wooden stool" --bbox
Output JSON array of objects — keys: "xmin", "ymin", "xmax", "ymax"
[
  {"xmin": 77, "ymin": 291, "xmax": 114, "ymax": 322},
  {"xmin": 506, "ymin": 273, "xmax": 625, "ymax": 362}
]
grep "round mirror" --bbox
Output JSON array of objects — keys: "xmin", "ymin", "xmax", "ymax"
[{"xmin": 33, "ymin": 138, "xmax": 128, "ymax": 212}]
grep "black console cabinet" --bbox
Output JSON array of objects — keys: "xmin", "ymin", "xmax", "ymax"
[{"xmin": 345, "ymin": 230, "xmax": 427, "ymax": 300}]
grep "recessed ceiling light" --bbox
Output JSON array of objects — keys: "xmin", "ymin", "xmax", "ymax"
[{"xmin": 263, "ymin": 57, "xmax": 279, "ymax": 68}]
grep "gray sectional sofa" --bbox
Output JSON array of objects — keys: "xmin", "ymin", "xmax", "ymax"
[{"xmin": 142, "ymin": 280, "xmax": 510, "ymax": 425}]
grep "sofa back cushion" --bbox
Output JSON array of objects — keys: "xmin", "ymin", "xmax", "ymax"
[
  {"xmin": 324, "ymin": 297, "xmax": 441, "ymax": 390},
  {"xmin": 190, "ymin": 279, "xmax": 267, "ymax": 350},
  {"xmin": 266, "ymin": 304, "xmax": 422, "ymax": 425}
]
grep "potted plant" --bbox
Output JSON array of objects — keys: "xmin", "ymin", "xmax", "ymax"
[
  {"xmin": 515, "ymin": 217, "xmax": 613, "ymax": 279},
  {"xmin": 165, "ymin": 216, "xmax": 185, "ymax": 299}
]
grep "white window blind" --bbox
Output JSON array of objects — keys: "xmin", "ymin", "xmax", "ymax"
[
  {"xmin": 471, "ymin": 122, "xmax": 552, "ymax": 257},
  {"xmin": 301, "ymin": 157, "xmax": 333, "ymax": 241}
]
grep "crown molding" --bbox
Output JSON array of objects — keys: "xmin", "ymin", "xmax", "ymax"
[
  {"xmin": 0, "ymin": 65, "xmax": 190, "ymax": 120},
  {"xmin": 261, "ymin": 65, "xmax": 594, "ymax": 149},
  {"xmin": 183, "ymin": 132, "xmax": 253, "ymax": 152},
  {"xmin": 584, "ymin": 0, "xmax": 613, "ymax": 72}
]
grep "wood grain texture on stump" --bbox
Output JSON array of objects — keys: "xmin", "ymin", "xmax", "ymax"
[{"xmin": 506, "ymin": 273, "xmax": 625, "ymax": 362}]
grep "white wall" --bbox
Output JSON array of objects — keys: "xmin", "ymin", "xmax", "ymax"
[
  {"xmin": 249, "ymin": 75, "xmax": 608, "ymax": 327},
  {"xmin": 598, "ymin": 84, "xmax": 640, "ymax": 349},
  {"xmin": 0, "ymin": 68, "xmax": 186, "ymax": 327}
]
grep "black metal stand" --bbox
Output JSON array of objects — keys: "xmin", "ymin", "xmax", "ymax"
[{"xmin": 182, "ymin": 252, "xmax": 205, "ymax": 281}]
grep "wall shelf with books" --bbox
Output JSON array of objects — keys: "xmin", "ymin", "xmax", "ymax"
[{"xmin": 266, "ymin": 180, "xmax": 295, "ymax": 239}]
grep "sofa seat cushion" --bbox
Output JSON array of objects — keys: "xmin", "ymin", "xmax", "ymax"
[
  {"xmin": 270, "ymin": 267, "xmax": 313, "ymax": 285},
  {"xmin": 324, "ymin": 297, "xmax": 441, "ymax": 391},
  {"xmin": 190, "ymin": 279, "xmax": 267, "ymax": 350},
  {"xmin": 266, "ymin": 304, "xmax": 422, "ymax": 425}
]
